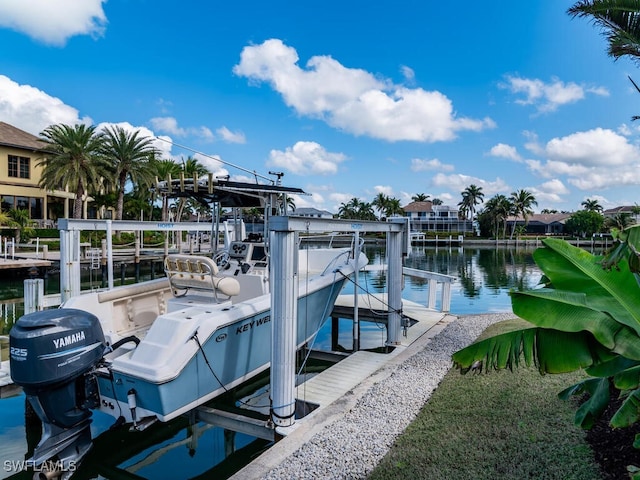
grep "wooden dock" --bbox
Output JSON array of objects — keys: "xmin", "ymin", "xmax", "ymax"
[
  {"xmin": 0, "ymin": 257, "xmax": 51, "ymax": 270},
  {"xmin": 291, "ymin": 294, "xmax": 449, "ymax": 415}
]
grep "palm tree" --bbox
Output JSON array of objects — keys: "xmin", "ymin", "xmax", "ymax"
[
  {"xmin": 568, "ymin": 1, "xmax": 640, "ymax": 63},
  {"xmin": 431, "ymin": 198, "xmax": 443, "ymax": 206},
  {"xmin": 482, "ymin": 194, "xmax": 512, "ymax": 239},
  {"xmin": 152, "ymin": 158, "xmax": 182, "ymax": 221},
  {"xmin": 38, "ymin": 123, "xmax": 109, "ymax": 219},
  {"xmin": 569, "ymin": 1, "xmax": 640, "ymax": 120},
  {"xmin": 0, "ymin": 211, "xmax": 12, "ymax": 227},
  {"xmin": 338, "ymin": 199, "xmax": 356, "ymax": 219},
  {"xmin": 581, "ymin": 198, "xmax": 603, "ymax": 213},
  {"xmin": 100, "ymin": 126, "xmax": 158, "ymax": 221},
  {"xmin": 181, "ymin": 156, "xmax": 209, "ymax": 179},
  {"xmin": 458, "ymin": 185, "xmax": 485, "ymax": 233},
  {"xmin": 606, "ymin": 212, "xmax": 634, "ymax": 231},
  {"xmin": 372, "ymin": 193, "xmax": 390, "ymax": 219},
  {"xmin": 411, "ymin": 193, "xmax": 430, "ymax": 202},
  {"xmin": 8, "ymin": 208, "xmax": 35, "ymax": 245},
  {"xmin": 175, "ymin": 156, "xmax": 210, "ymax": 220},
  {"xmin": 338, "ymin": 198, "xmax": 376, "ymax": 220},
  {"xmin": 509, "ymin": 189, "xmax": 537, "ymax": 239},
  {"xmin": 385, "ymin": 197, "xmax": 404, "ymax": 217}
]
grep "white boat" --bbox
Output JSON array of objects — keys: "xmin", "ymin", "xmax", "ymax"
[{"xmin": 9, "ymin": 177, "xmax": 368, "ymax": 476}]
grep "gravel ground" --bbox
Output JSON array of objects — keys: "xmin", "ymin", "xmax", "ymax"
[{"xmin": 250, "ymin": 312, "xmax": 512, "ymax": 480}]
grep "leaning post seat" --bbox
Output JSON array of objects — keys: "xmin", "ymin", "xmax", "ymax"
[{"xmin": 164, "ymin": 254, "xmax": 240, "ymax": 301}]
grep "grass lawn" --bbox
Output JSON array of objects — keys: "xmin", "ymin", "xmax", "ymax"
[{"xmin": 368, "ymin": 320, "xmax": 602, "ymax": 480}]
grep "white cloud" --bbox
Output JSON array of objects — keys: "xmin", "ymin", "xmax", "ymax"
[
  {"xmin": 399, "ymin": 191, "xmax": 414, "ymax": 205},
  {"xmin": 525, "ymin": 128, "xmax": 640, "ymax": 191},
  {"xmin": 0, "ymin": 0, "xmax": 107, "ymax": 46},
  {"xmin": 523, "ymin": 130, "xmax": 545, "ymax": 156},
  {"xmin": 400, "ymin": 65, "xmax": 415, "ymax": 83},
  {"xmin": 538, "ymin": 178, "xmax": 569, "ymax": 195},
  {"xmin": 501, "ymin": 75, "xmax": 608, "ymax": 113},
  {"xmin": 150, "ymin": 116, "xmax": 218, "ymax": 142},
  {"xmin": 528, "ymin": 179, "xmax": 570, "ymax": 205},
  {"xmin": 192, "ymin": 153, "xmax": 228, "ymax": 177},
  {"xmin": 545, "ymin": 128, "xmax": 638, "ymax": 166},
  {"xmin": 0, "ymin": 75, "xmax": 92, "ymax": 134},
  {"xmin": 234, "ymin": 39, "xmax": 494, "ymax": 142},
  {"xmin": 374, "ymin": 185, "xmax": 394, "ymax": 196},
  {"xmin": 216, "ymin": 126, "xmax": 246, "ymax": 144},
  {"xmin": 268, "ymin": 141, "xmax": 347, "ymax": 175},
  {"xmin": 410, "ymin": 157, "xmax": 454, "ymax": 172},
  {"xmin": 150, "ymin": 117, "xmax": 186, "ymax": 136},
  {"xmin": 487, "ymin": 143, "xmax": 522, "ymax": 161},
  {"xmin": 290, "ymin": 191, "xmax": 325, "ymax": 209},
  {"xmin": 431, "ymin": 173, "xmax": 509, "ymax": 197}
]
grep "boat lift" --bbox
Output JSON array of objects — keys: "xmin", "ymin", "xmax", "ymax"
[
  {"xmin": 268, "ymin": 216, "xmax": 408, "ymax": 431},
  {"xmin": 20, "ymin": 215, "xmax": 416, "ymax": 442}
]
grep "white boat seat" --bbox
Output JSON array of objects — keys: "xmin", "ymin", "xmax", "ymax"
[{"xmin": 164, "ymin": 254, "xmax": 240, "ymax": 301}]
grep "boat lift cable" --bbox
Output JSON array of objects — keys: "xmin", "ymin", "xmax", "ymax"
[
  {"xmin": 154, "ymin": 137, "xmax": 275, "ymax": 184},
  {"xmin": 295, "ymin": 270, "xmax": 341, "ymax": 379},
  {"xmin": 191, "ymin": 330, "xmax": 274, "ymax": 409},
  {"xmin": 337, "ymin": 270, "xmax": 403, "ymax": 336},
  {"xmin": 191, "ymin": 331, "xmax": 228, "ymax": 393},
  {"xmin": 337, "ymin": 271, "xmax": 401, "ymax": 318}
]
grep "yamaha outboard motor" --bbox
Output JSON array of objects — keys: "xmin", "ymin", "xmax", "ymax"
[{"xmin": 10, "ymin": 308, "xmax": 106, "ymax": 478}]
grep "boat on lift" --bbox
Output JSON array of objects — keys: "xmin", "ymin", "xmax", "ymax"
[{"xmin": 9, "ymin": 174, "xmax": 368, "ymax": 478}]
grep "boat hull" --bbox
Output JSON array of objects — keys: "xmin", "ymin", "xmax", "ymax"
[{"xmin": 96, "ymin": 278, "xmax": 347, "ymax": 422}]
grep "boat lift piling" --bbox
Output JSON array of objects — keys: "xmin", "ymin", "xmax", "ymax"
[{"xmin": 269, "ymin": 216, "xmax": 408, "ymax": 434}]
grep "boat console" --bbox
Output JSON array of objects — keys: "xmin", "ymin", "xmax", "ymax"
[{"xmin": 228, "ymin": 241, "xmax": 267, "ymax": 268}]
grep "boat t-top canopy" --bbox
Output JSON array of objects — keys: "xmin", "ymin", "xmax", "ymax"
[{"xmin": 153, "ymin": 176, "xmax": 306, "ymax": 208}]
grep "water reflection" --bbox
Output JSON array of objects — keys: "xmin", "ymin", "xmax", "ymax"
[{"xmin": 363, "ymin": 245, "xmax": 543, "ymax": 314}]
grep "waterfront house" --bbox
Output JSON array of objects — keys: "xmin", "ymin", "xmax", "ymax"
[
  {"xmin": 402, "ymin": 201, "xmax": 471, "ymax": 233},
  {"xmin": 603, "ymin": 206, "xmax": 640, "ymax": 225},
  {"xmin": 292, "ymin": 207, "xmax": 334, "ymax": 219},
  {"xmin": 506, "ymin": 213, "xmax": 570, "ymax": 235},
  {"xmin": 0, "ymin": 121, "xmax": 86, "ymax": 226}
]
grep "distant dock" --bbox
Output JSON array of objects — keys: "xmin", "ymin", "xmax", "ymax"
[{"xmin": 0, "ymin": 257, "xmax": 51, "ymax": 270}]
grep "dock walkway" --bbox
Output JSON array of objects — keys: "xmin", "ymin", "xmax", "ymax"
[{"xmin": 231, "ymin": 297, "xmax": 455, "ymax": 479}]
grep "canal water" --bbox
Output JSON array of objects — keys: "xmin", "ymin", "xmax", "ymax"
[{"xmin": 0, "ymin": 244, "xmax": 546, "ymax": 480}]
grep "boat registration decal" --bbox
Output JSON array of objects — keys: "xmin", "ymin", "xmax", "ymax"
[{"xmin": 236, "ymin": 315, "xmax": 271, "ymax": 335}]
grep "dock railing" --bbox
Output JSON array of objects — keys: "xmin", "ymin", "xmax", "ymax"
[
  {"xmin": 363, "ymin": 265, "xmax": 455, "ymax": 313},
  {"xmin": 402, "ymin": 267, "xmax": 455, "ymax": 312}
]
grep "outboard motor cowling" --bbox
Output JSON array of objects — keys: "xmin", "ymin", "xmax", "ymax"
[
  {"xmin": 11, "ymin": 308, "xmax": 105, "ymax": 390},
  {"xmin": 10, "ymin": 308, "xmax": 107, "ymax": 476}
]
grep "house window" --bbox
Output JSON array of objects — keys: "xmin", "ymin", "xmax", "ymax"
[{"xmin": 8, "ymin": 155, "xmax": 30, "ymax": 179}]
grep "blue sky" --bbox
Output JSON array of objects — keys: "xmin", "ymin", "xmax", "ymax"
[{"xmin": 1, "ymin": 0, "xmax": 639, "ymax": 214}]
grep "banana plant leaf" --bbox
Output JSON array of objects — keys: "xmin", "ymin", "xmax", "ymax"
[
  {"xmin": 558, "ymin": 377, "xmax": 610, "ymax": 429},
  {"xmin": 510, "ymin": 289, "xmax": 640, "ymax": 360},
  {"xmin": 532, "ymin": 239, "xmax": 640, "ymax": 336},
  {"xmin": 452, "ymin": 231, "xmax": 640, "ymax": 435},
  {"xmin": 586, "ymin": 356, "xmax": 640, "ymax": 379},
  {"xmin": 451, "ymin": 327, "xmax": 611, "ymax": 374},
  {"xmin": 611, "ymin": 388, "xmax": 640, "ymax": 428},
  {"xmin": 601, "ymin": 225, "xmax": 640, "ymax": 278},
  {"xmin": 613, "ymin": 365, "xmax": 640, "ymax": 390},
  {"xmin": 454, "ymin": 237, "xmax": 640, "ymax": 372}
]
